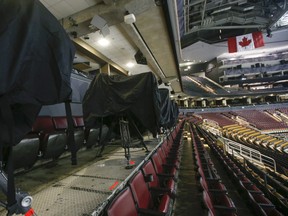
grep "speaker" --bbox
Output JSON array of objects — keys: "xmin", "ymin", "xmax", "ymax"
[{"xmin": 134, "ymin": 50, "xmax": 147, "ymax": 65}]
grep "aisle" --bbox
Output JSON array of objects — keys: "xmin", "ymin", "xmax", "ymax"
[{"xmin": 173, "ymin": 137, "xmax": 205, "ymax": 216}]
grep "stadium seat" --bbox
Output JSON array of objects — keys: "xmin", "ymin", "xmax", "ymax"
[
  {"xmin": 129, "ymin": 170, "xmax": 171, "ymax": 215},
  {"xmin": 141, "ymin": 160, "xmax": 176, "ymax": 196},
  {"xmin": 107, "ymin": 187, "xmax": 138, "ymax": 216},
  {"xmin": 151, "ymin": 152, "xmax": 177, "ymax": 178},
  {"xmin": 203, "ymin": 190, "xmax": 237, "ymax": 216},
  {"xmin": 12, "ymin": 133, "xmax": 40, "ymax": 170},
  {"xmin": 32, "ymin": 116, "xmax": 66, "ymax": 160},
  {"xmin": 200, "ymin": 177, "xmax": 227, "ymax": 193}
]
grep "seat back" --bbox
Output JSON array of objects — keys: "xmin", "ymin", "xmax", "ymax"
[
  {"xmin": 151, "ymin": 152, "xmax": 164, "ymax": 174},
  {"xmin": 107, "ymin": 187, "xmax": 138, "ymax": 216},
  {"xmin": 32, "ymin": 116, "xmax": 54, "ymax": 133},
  {"xmin": 142, "ymin": 160, "xmax": 159, "ymax": 188},
  {"xmin": 156, "ymin": 147, "xmax": 167, "ymax": 164},
  {"xmin": 52, "ymin": 116, "xmax": 68, "ymax": 131},
  {"xmin": 73, "ymin": 116, "xmax": 84, "ymax": 128},
  {"xmin": 129, "ymin": 171, "xmax": 153, "ymax": 209},
  {"xmin": 203, "ymin": 190, "xmax": 216, "ymax": 216}
]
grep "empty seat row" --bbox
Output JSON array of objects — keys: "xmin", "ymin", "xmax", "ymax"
[
  {"xmin": 189, "ymin": 122, "xmax": 237, "ymax": 216},
  {"xmin": 202, "ymin": 130, "xmax": 284, "ymax": 216},
  {"xmin": 10, "ymin": 115, "xmax": 97, "ymax": 172},
  {"xmin": 107, "ymin": 171, "xmax": 172, "ymax": 216},
  {"xmin": 105, "ymin": 120, "xmax": 185, "ymax": 216}
]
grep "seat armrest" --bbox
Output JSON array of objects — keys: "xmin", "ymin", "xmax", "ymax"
[
  {"xmin": 208, "ymin": 189, "xmax": 228, "ymax": 194},
  {"xmin": 149, "ymin": 187, "xmax": 176, "ymax": 199},
  {"xmin": 213, "ymin": 205, "xmax": 237, "ymax": 212},
  {"xmin": 138, "ymin": 208, "xmax": 166, "ymax": 216}
]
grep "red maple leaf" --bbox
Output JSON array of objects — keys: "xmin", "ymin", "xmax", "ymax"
[{"xmin": 238, "ymin": 37, "xmax": 251, "ymax": 47}]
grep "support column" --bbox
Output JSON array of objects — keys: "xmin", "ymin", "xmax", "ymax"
[
  {"xmin": 190, "ymin": 100, "xmax": 195, "ymax": 107},
  {"xmin": 184, "ymin": 100, "xmax": 189, "ymax": 108},
  {"xmin": 247, "ymin": 97, "xmax": 252, "ymax": 104},
  {"xmin": 201, "ymin": 100, "xmax": 206, "ymax": 107}
]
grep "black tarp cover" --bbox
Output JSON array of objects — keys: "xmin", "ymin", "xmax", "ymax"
[
  {"xmin": 159, "ymin": 88, "xmax": 178, "ymax": 128},
  {"xmin": 0, "ymin": 0, "xmax": 75, "ymax": 145},
  {"xmin": 83, "ymin": 72, "xmax": 161, "ymax": 137}
]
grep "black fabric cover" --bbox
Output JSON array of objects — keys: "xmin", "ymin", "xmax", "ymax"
[
  {"xmin": 159, "ymin": 88, "xmax": 179, "ymax": 128},
  {"xmin": 83, "ymin": 72, "xmax": 161, "ymax": 137},
  {"xmin": 159, "ymin": 88, "xmax": 173, "ymax": 128},
  {"xmin": 170, "ymin": 100, "xmax": 179, "ymax": 127},
  {"xmin": 0, "ymin": 0, "xmax": 75, "ymax": 146}
]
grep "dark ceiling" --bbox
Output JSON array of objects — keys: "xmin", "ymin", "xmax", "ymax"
[{"xmin": 178, "ymin": 0, "xmax": 288, "ymax": 48}]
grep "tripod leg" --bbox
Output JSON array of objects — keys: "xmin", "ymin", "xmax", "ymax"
[
  {"xmin": 128, "ymin": 115, "xmax": 149, "ymax": 152},
  {"xmin": 119, "ymin": 118, "xmax": 134, "ymax": 169},
  {"xmin": 97, "ymin": 118, "xmax": 116, "ymax": 157}
]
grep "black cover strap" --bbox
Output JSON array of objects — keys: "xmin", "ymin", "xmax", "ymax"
[{"xmin": 65, "ymin": 101, "xmax": 77, "ymax": 165}]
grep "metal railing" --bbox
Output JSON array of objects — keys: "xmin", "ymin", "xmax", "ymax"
[{"xmin": 222, "ymin": 137, "xmax": 276, "ymax": 172}]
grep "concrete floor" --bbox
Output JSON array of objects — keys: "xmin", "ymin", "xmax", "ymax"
[{"xmin": 0, "ymin": 138, "xmax": 160, "ymax": 216}]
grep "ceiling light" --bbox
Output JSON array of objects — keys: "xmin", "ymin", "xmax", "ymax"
[
  {"xmin": 126, "ymin": 62, "xmax": 135, "ymax": 68},
  {"xmin": 98, "ymin": 38, "xmax": 110, "ymax": 46}
]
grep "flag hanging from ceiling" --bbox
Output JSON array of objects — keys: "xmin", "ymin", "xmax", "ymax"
[{"xmin": 228, "ymin": 31, "xmax": 264, "ymax": 53}]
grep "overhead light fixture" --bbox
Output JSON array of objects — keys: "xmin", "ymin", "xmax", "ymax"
[
  {"xmin": 98, "ymin": 37, "xmax": 110, "ymax": 46},
  {"xmin": 126, "ymin": 62, "xmax": 135, "ymax": 68}
]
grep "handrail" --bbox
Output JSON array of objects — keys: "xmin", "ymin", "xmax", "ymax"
[{"xmin": 222, "ymin": 137, "xmax": 276, "ymax": 172}]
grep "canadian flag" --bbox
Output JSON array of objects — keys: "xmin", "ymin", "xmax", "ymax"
[{"xmin": 228, "ymin": 31, "xmax": 264, "ymax": 53}]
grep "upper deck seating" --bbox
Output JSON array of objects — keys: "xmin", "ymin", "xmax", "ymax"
[
  {"xmin": 234, "ymin": 110, "xmax": 286, "ymax": 131},
  {"xmin": 199, "ymin": 112, "xmax": 235, "ymax": 127}
]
